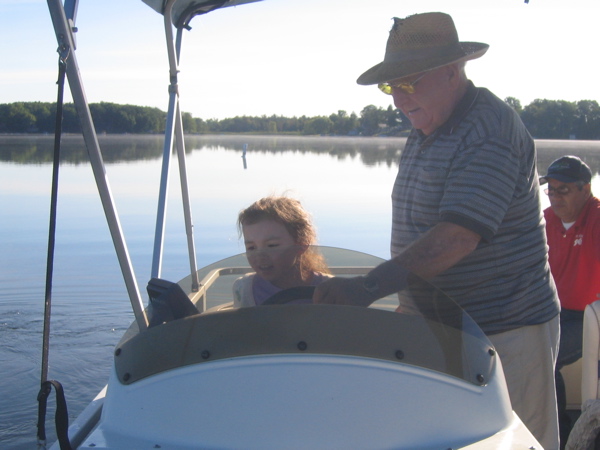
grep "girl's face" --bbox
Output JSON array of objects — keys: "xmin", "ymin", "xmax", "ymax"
[{"xmin": 242, "ymin": 219, "xmax": 305, "ymax": 288}]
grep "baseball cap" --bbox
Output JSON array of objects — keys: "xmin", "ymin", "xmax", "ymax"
[{"xmin": 539, "ymin": 156, "xmax": 592, "ymax": 185}]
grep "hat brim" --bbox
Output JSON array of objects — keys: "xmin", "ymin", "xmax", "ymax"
[
  {"xmin": 357, "ymin": 42, "xmax": 489, "ymax": 85},
  {"xmin": 539, "ymin": 174, "xmax": 582, "ymax": 185}
]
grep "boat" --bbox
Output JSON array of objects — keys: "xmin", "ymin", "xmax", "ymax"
[
  {"xmin": 46, "ymin": 247, "xmax": 543, "ymax": 449},
  {"xmin": 38, "ymin": 1, "xmax": 593, "ymax": 449}
]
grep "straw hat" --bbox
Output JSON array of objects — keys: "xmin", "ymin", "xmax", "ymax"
[{"xmin": 357, "ymin": 12, "xmax": 489, "ymax": 85}]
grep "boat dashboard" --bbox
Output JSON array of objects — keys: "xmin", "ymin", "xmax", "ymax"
[
  {"xmin": 115, "ymin": 247, "xmax": 496, "ymax": 389},
  {"xmin": 75, "ymin": 247, "xmax": 537, "ymax": 449}
]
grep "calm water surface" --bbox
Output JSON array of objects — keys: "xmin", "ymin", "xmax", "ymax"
[{"xmin": 1, "ymin": 134, "xmax": 599, "ymax": 448}]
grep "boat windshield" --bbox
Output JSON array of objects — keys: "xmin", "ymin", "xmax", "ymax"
[{"xmin": 116, "ymin": 247, "xmax": 496, "ymax": 388}]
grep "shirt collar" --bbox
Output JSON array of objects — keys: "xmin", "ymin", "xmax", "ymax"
[
  {"xmin": 440, "ymin": 80, "xmax": 479, "ymax": 135},
  {"xmin": 547, "ymin": 196, "xmax": 596, "ymax": 231}
]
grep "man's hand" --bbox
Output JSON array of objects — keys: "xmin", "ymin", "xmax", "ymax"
[{"xmin": 313, "ymin": 276, "xmax": 375, "ymax": 307}]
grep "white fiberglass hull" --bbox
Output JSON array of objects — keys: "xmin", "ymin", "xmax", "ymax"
[
  {"xmin": 60, "ymin": 354, "xmax": 540, "ymax": 449},
  {"xmin": 54, "ymin": 296, "xmax": 542, "ymax": 449}
]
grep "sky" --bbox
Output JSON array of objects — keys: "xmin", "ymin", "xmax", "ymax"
[{"xmin": 1, "ymin": 0, "xmax": 599, "ymax": 120}]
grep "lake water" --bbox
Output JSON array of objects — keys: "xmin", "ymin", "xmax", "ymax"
[{"xmin": 1, "ymin": 134, "xmax": 599, "ymax": 448}]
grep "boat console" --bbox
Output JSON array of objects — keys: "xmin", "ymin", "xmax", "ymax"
[{"xmin": 76, "ymin": 248, "xmax": 537, "ymax": 449}]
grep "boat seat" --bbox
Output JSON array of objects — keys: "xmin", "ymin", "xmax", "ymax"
[
  {"xmin": 565, "ymin": 301, "xmax": 600, "ymax": 450},
  {"xmin": 562, "ymin": 358, "xmax": 582, "ymax": 411},
  {"xmin": 146, "ymin": 278, "xmax": 199, "ymax": 328},
  {"xmin": 581, "ymin": 300, "xmax": 600, "ymax": 404}
]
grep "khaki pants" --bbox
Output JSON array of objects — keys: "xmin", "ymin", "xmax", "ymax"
[{"xmin": 489, "ymin": 315, "xmax": 560, "ymax": 450}]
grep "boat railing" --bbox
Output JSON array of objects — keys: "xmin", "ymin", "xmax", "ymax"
[{"xmin": 189, "ymin": 265, "xmax": 374, "ymax": 313}]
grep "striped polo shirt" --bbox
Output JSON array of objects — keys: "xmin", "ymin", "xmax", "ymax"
[{"xmin": 391, "ymin": 81, "xmax": 559, "ymax": 335}]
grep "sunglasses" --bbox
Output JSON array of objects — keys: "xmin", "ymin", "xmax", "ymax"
[
  {"xmin": 378, "ymin": 72, "xmax": 427, "ymax": 95},
  {"xmin": 544, "ymin": 185, "xmax": 572, "ymax": 196}
]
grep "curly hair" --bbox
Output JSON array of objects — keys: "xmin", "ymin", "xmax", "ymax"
[{"xmin": 237, "ymin": 196, "xmax": 329, "ymax": 279}]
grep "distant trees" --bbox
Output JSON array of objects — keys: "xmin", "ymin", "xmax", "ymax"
[
  {"xmin": 1, "ymin": 98, "xmax": 599, "ymax": 139},
  {"xmin": 574, "ymin": 100, "xmax": 600, "ymax": 140},
  {"xmin": 303, "ymin": 116, "xmax": 332, "ymax": 135},
  {"xmin": 203, "ymin": 115, "xmax": 308, "ymax": 134},
  {"xmin": 520, "ymin": 99, "xmax": 600, "ymax": 139},
  {"xmin": 1, "ymin": 102, "xmax": 38, "ymax": 132},
  {"xmin": 0, "ymin": 101, "xmax": 166, "ymax": 134},
  {"xmin": 521, "ymin": 100, "xmax": 576, "ymax": 139},
  {"xmin": 504, "ymin": 97, "xmax": 523, "ymax": 114}
]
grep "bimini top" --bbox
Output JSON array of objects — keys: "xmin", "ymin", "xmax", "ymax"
[{"xmin": 142, "ymin": 0, "xmax": 262, "ymax": 28}]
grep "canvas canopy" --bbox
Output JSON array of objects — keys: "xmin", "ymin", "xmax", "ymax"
[{"xmin": 142, "ymin": 0, "xmax": 262, "ymax": 28}]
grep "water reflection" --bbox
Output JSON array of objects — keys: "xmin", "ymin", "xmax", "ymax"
[
  {"xmin": 1, "ymin": 133, "xmax": 598, "ymax": 449},
  {"xmin": 1, "ymin": 134, "xmax": 600, "ymax": 175},
  {"xmin": 0, "ymin": 134, "xmax": 165, "ymax": 164}
]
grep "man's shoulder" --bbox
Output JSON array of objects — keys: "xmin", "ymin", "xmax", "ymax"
[
  {"xmin": 473, "ymin": 86, "xmax": 511, "ymax": 115},
  {"xmin": 456, "ymin": 85, "xmax": 531, "ymax": 145},
  {"xmin": 586, "ymin": 196, "xmax": 600, "ymax": 221},
  {"xmin": 580, "ymin": 197, "xmax": 600, "ymax": 247}
]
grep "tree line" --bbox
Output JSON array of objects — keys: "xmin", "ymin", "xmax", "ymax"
[{"xmin": 1, "ymin": 98, "xmax": 599, "ymax": 139}]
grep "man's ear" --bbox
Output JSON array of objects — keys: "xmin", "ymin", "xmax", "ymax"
[{"xmin": 446, "ymin": 63, "xmax": 461, "ymax": 86}]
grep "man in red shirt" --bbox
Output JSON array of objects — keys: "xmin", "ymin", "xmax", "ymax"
[{"xmin": 541, "ymin": 155, "xmax": 600, "ymax": 447}]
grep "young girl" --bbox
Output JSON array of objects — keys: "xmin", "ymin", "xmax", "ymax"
[{"xmin": 233, "ymin": 196, "xmax": 330, "ymax": 307}]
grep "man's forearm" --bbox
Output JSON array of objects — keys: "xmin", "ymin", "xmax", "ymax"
[
  {"xmin": 365, "ymin": 222, "xmax": 481, "ymax": 299},
  {"xmin": 397, "ymin": 221, "xmax": 481, "ymax": 279}
]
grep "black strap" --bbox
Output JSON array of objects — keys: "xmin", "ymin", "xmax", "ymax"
[
  {"xmin": 41, "ymin": 47, "xmax": 67, "ymax": 383},
  {"xmin": 37, "ymin": 380, "xmax": 73, "ymax": 450},
  {"xmin": 38, "ymin": 51, "xmax": 71, "ymax": 450}
]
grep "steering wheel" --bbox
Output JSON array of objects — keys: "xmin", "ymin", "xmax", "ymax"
[{"xmin": 261, "ymin": 286, "xmax": 316, "ymax": 306}]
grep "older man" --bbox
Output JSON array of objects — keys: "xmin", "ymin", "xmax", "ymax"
[
  {"xmin": 315, "ymin": 12, "xmax": 560, "ymax": 448},
  {"xmin": 541, "ymin": 156, "xmax": 600, "ymax": 446}
]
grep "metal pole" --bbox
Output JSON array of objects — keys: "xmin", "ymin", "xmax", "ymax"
[
  {"xmin": 173, "ymin": 27, "xmax": 200, "ymax": 293},
  {"xmin": 46, "ymin": 0, "xmax": 148, "ymax": 330},
  {"xmin": 152, "ymin": 0, "xmax": 200, "ymax": 295},
  {"xmin": 151, "ymin": 0, "xmax": 179, "ymax": 279}
]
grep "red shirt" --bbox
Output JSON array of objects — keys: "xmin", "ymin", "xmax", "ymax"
[{"xmin": 544, "ymin": 196, "xmax": 600, "ymax": 311}]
